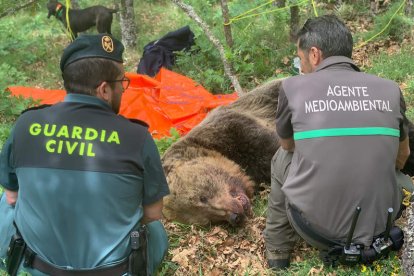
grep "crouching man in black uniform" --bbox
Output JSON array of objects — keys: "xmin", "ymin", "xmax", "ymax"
[
  {"xmin": 264, "ymin": 15, "xmax": 414, "ymax": 270},
  {"xmin": 0, "ymin": 34, "xmax": 169, "ymax": 275}
]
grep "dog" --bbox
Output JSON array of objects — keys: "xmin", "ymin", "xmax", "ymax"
[{"xmin": 46, "ymin": 0, "xmax": 117, "ymax": 38}]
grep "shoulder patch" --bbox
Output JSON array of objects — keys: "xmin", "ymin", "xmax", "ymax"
[
  {"xmin": 21, "ymin": 104, "xmax": 52, "ymax": 115},
  {"xmin": 128, "ymin": 118, "xmax": 149, "ymax": 128}
]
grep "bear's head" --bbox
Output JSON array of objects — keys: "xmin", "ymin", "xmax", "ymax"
[{"xmin": 163, "ymin": 155, "xmax": 255, "ymax": 226}]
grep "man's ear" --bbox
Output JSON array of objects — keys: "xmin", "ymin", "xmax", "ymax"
[
  {"xmin": 96, "ymin": 82, "xmax": 111, "ymax": 102},
  {"xmin": 309, "ymin": 46, "xmax": 322, "ymax": 67}
]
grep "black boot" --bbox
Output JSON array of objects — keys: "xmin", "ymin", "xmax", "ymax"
[
  {"xmin": 267, "ymin": 258, "xmax": 290, "ymax": 270},
  {"xmin": 266, "ymin": 249, "xmax": 291, "ymax": 270}
]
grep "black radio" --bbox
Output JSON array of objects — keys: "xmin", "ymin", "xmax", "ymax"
[
  {"xmin": 338, "ymin": 207, "xmax": 404, "ymax": 265},
  {"xmin": 6, "ymin": 233, "xmax": 27, "ymax": 276}
]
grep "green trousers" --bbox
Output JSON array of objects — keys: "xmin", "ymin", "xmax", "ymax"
[{"xmin": 264, "ymin": 147, "xmax": 414, "ymax": 253}]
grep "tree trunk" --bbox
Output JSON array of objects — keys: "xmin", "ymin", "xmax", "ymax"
[
  {"xmin": 120, "ymin": 0, "xmax": 137, "ymax": 49},
  {"xmin": 114, "ymin": 2, "xmax": 120, "ymax": 22},
  {"xmin": 0, "ymin": 0, "xmax": 38, "ymax": 19},
  {"xmin": 402, "ymin": 203, "xmax": 414, "ymax": 276},
  {"xmin": 220, "ymin": 0, "xmax": 233, "ymax": 48},
  {"xmin": 406, "ymin": 0, "xmax": 413, "ymax": 16},
  {"xmin": 370, "ymin": 0, "xmax": 378, "ymax": 14},
  {"xmin": 171, "ymin": 0, "xmax": 244, "ymax": 96},
  {"xmin": 70, "ymin": 0, "xmax": 80, "ymax": 9},
  {"xmin": 274, "ymin": 0, "xmax": 286, "ymax": 7},
  {"xmin": 289, "ymin": 5, "xmax": 300, "ymax": 42},
  {"xmin": 274, "ymin": 0, "xmax": 299, "ymax": 42}
]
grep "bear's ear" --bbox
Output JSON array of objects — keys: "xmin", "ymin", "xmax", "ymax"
[{"xmin": 245, "ymin": 181, "xmax": 255, "ymax": 198}]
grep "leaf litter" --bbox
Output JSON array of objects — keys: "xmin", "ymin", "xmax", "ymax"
[{"xmin": 162, "ymin": 189, "xmax": 316, "ymax": 275}]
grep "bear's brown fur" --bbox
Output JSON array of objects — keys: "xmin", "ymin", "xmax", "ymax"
[
  {"xmin": 161, "ymin": 78, "xmax": 414, "ymax": 226},
  {"xmin": 162, "ymin": 79, "xmax": 282, "ymax": 225}
]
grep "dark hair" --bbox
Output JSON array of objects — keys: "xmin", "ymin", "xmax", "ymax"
[
  {"xmin": 296, "ymin": 15, "xmax": 353, "ymax": 58},
  {"xmin": 62, "ymin": 58, "xmax": 122, "ymax": 95}
]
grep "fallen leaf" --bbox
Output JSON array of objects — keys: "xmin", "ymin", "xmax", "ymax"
[
  {"xmin": 308, "ymin": 265, "xmax": 324, "ymax": 275},
  {"xmin": 222, "ymin": 237, "xmax": 235, "ymax": 246},
  {"xmin": 171, "ymin": 248, "xmax": 196, "ymax": 268},
  {"xmin": 275, "ymin": 68, "xmax": 283, "ymax": 74}
]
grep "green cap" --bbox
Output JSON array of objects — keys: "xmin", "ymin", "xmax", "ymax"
[{"xmin": 60, "ymin": 34, "xmax": 124, "ymax": 72}]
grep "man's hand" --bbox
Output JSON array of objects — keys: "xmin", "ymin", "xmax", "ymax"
[
  {"xmin": 141, "ymin": 199, "xmax": 163, "ymax": 224},
  {"xmin": 279, "ymin": 137, "xmax": 295, "ymax": 152},
  {"xmin": 396, "ymin": 136, "xmax": 410, "ymax": 170},
  {"xmin": 5, "ymin": 189, "xmax": 18, "ymax": 206}
]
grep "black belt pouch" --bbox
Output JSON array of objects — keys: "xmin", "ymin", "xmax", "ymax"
[{"xmin": 6, "ymin": 233, "xmax": 26, "ymax": 276}]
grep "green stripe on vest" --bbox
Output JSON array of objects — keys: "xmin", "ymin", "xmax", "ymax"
[{"xmin": 294, "ymin": 127, "xmax": 399, "ymax": 140}]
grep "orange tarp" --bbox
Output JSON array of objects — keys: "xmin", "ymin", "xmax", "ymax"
[{"xmin": 7, "ymin": 68, "xmax": 238, "ymax": 139}]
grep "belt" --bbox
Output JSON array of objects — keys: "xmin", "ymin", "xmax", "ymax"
[
  {"xmin": 25, "ymin": 248, "xmax": 129, "ymax": 276},
  {"xmin": 289, "ymin": 204, "xmax": 343, "ymax": 248}
]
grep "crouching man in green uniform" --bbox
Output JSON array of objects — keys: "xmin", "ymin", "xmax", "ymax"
[
  {"xmin": 0, "ymin": 34, "xmax": 169, "ymax": 275},
  {"xmin": 264, "ymin": 15, "xmax": 414, "ymax": 270}
]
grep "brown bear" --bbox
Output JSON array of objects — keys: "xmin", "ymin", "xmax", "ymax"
[
  {"xmin": 162, "ymin": 78, "xmax": 414, "ymax": 226},
  {"xmin": 162, "ymin": 79, "xmax": 282, "ymax": 226}
]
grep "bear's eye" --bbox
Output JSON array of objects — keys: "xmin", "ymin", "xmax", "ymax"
[{"xmin": 200, "ymin": 196, "xmax": 208, "ymax": 203}]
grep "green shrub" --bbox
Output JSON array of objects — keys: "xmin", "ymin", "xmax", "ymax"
[
  {"xmin": 0, "ymin": 64, "xmax": 29, "ymax": 93},
  {"xmin": 386, "ymin": 15, "xmax": 413, "ymax": 42},
  {"xmin": 366, "ymin": 47, "xmax": 414, "ymax": 83},
  {"xmin": 366, "ymin": 46, "xmax": 414, "ymax": 121},
  {"xmin": 404, "ymin": 78, "xmax": 414, "ymax": 122},
  {"xmin": 154, "ymin": 128, "xmax": 181, "ymax": 155},
  {"xmin": 0, "ymin": 123, "xmax": 13, "ymax": 150},
  {"xmin": 0, "ymin": 89, "xmax": 37, "ymax": 147},
  {"xmin": 359, "ymin": 1, "xmax": 414, "ymax": 43},
  {"xmin": 335, "ymin": 3, "xmax": 357, "ymax": 21}
]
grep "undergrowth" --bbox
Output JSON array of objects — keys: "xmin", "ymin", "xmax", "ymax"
[
  {"xmin": 154, "ymin": 128, "xmax": 181, "ymax": 155},
  {"xmin": 367, "ymin": 45, "xmax": 414, "ymax": 121},
  {"xmin": 360, "ymin": 1, "xmax": 414, "ymax": 43}
]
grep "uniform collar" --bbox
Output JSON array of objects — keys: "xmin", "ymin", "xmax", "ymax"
[
  {"xmin": 64, "ymin": 93, "xmax": 113, "ymax": 111},
  {"xmin": 315, "ymin": 56, "xmax": 360, "ymax": 73}
]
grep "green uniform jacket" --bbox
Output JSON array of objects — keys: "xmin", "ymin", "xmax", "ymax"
[{"xmin": 0, "ymin": 94, "xmax": 169, "ymax": 269}]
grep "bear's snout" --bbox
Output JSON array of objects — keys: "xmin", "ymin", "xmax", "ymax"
[{"xmin": 229, "ymin": 213, "xmax": 245, "ymax": 226}]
